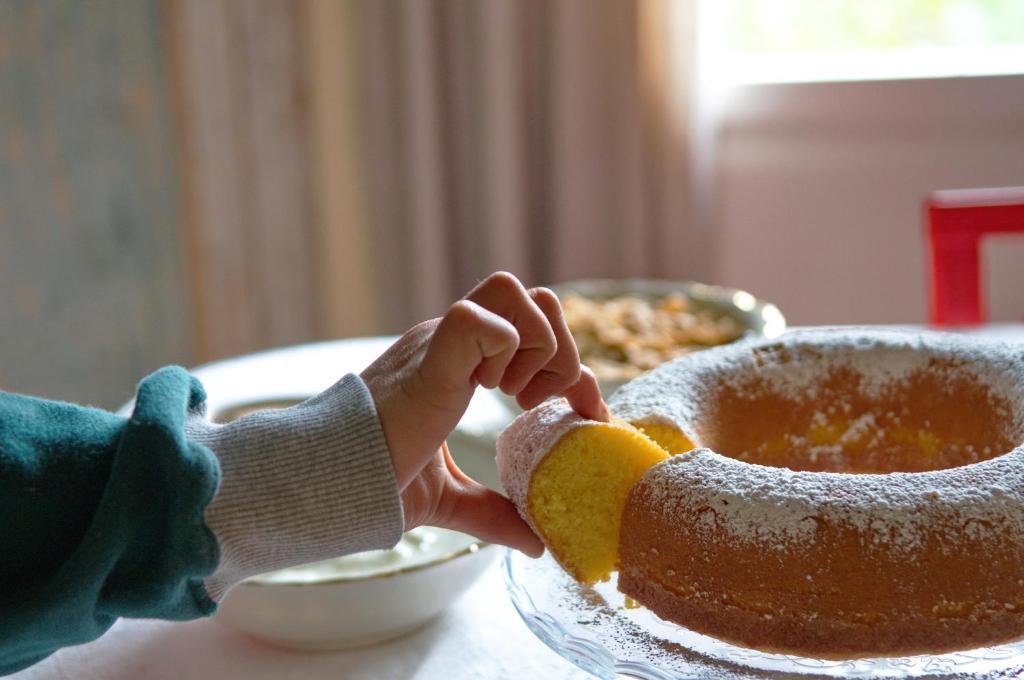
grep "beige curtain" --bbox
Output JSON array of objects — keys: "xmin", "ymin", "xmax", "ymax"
[
  {"xmin": 171, "ymin": 0, "xmax": 320, "ymax": 358},
  {"xmin": 170, "ymin": 0, "xmax": 706, "ymax": 357},
  {"xmin": 310, "ymin": 0, "xmax": 707, "ymax": 333}
]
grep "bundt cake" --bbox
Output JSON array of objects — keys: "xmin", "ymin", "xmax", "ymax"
[{"xmin": 496, "ymin": 328, "xmax": 1024, "ymax": 658}]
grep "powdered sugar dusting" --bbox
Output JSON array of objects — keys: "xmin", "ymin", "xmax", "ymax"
[
  {"xmin": 614, "ymin": 328, "xmax": 1024, "ymax": 553},
  {"xmin": 635, "ymin": 447, "xmax": 1024, "ymax": 553}
]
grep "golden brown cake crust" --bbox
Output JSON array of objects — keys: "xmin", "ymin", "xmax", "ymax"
[
  {"xmin": 620, "ymin": 454, "xmax": 1024, "ymax": 658},
  {"xmin": 612, "ymin": 328, "xmax": 1024, "ymax": 658}
]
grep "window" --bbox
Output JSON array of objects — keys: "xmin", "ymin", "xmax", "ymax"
[{"xmin": 713, "ymin": 0, "xmax": 1024, "ymax": 83}]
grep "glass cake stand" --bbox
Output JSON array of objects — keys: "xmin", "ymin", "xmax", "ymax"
[{"xmin": 504, "ymin": 549, "xmax": 1024, "ymax": 679}]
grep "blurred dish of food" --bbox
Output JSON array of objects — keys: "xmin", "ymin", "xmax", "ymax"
[
  {"xmin": 550, "ymin": 279, "xmax": 785, "ymax": 397},
  {"xmin": 561, "ymin": 291, "xmax": 739, "ymax": 380}
]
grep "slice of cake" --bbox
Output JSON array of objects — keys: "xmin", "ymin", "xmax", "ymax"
[{"xmin": 496, "ymin": 399, "xmax": 671, "ymax": 583}]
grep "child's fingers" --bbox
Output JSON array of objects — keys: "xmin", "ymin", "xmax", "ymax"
[
  {"xmin": 514, "ymin": 287, "xmax": 581, "ymax": 408},
  {"xmin": 430, "ymin": 443, "xmax": 544, "ymax": 556},
  {"xmin": 438, "ymin": 480, "xmax": 545, "ymax": 558},
  {"xmin": 422, "ymin": 300, "xmax": 520, "ymax": 391},
  {"xmin": 562, "ymin": 365, "xmax": 610, "ymax": 422},
  {"xmin": 516, "ymin": 288, "xmax": 609, "ymax": 421},
  {"xmin": 464, "ymin": 272, "xmax": 557, "ymax": 395},
  {"xmin": 420, "ymin": 272, "xmax": 607, "ymax": 422}
]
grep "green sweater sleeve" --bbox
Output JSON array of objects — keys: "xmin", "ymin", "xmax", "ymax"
[
  {"xmin": 0, "ymin": 366, "xmax": 404, "ymax": 676},
  {"xmin": 0, "ymin": 366, "xmax": 220, "ymax": 675}
]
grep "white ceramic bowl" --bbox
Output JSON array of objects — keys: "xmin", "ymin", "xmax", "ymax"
[
  {"xmin": 215, "ymin": 530, "xmax": 496, "ymax": 651},
  {"xmin": 209, "ymin": 396, "xmax": 499, "ymax": 650}
]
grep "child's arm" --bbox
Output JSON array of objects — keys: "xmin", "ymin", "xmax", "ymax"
[
  {"xmin": 0, "ymin": 271, "xmax": 604, "ymax": 674},
  {"xmin": 191, "ymin": 272, "xmax": 607, "ymax": 595}
]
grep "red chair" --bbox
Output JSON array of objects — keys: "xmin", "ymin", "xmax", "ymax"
[{"xmin": 925, "ymin": 186, "xmax": 1024, "ymax": 325}]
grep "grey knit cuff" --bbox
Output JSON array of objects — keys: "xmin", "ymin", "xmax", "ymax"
[{"xmin": 187, "ymin": 373, "xmax": 405, "ymax": 601}]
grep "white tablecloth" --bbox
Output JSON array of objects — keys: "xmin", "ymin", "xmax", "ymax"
[
  {"xmin": 13, "ymin": 326, "xmax": 1024, "ymax": 680},
  {"xmin": 14, "ymin": 563, "xmax": 588, "ymax": 680}
]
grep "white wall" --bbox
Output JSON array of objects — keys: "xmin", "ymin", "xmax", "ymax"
[{"xmin": 712, "ymin": 74, "xmax": 1024, "ymax": 326}]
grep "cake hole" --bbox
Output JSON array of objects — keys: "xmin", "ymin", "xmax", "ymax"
[{"xmin": 697, "ymin": 352, "xmax": 1017, "ymax": 474}]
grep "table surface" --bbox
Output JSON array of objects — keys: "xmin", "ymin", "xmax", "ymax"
[{"xmin": 15, "ymin": 326, "xmax": 1024, "ymax": 680}]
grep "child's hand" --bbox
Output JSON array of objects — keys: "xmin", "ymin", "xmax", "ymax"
[{"xmin": 361, "ymin": 272, "xmax": 609, "ymax": 556}]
